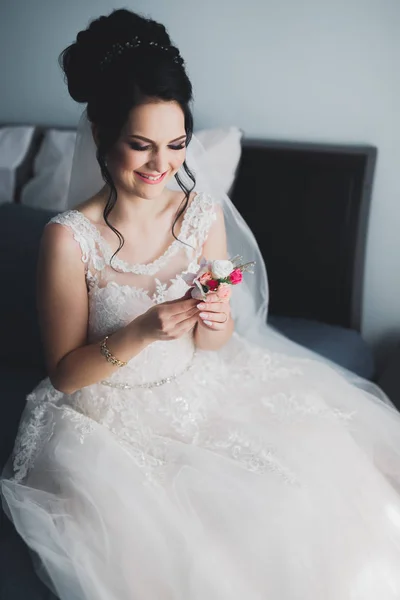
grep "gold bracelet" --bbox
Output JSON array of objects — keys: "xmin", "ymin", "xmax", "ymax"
[{"xmin": 100, "ymin": 336, "xmax": 127, "ymax": 368}]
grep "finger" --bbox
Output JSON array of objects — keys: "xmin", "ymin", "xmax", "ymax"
[
  {"xmin": 165, "ymin": 296, "xmax": 198, "ymax": 308},
  {"xmin": 174, "ymin": 314, "xmax": 199, "ymax": 336},
  {"xmin": 202, "ymin": 293, "xmax": 219, "ymax": 303},
  {"xmin": 172, "ymin": 306, "xmax": 199, "ymax": 324},
  {"xmin": 199, "ymin": 318, "xmax": 227, "ymax": 331},
  {"xmin": 199, "ymin": 310, "xmax": 229, "ymax": 324},
  {"xmin": 196, "ymin": 301, "xmax": 229, "ymax": 313},
  {"xmin": 165, "ymin": 297, "xmax": 199, "ymax": 315}
]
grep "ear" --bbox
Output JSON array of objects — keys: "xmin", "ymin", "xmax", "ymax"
[{"xmin": 91, "ymin": 123, "xmax": 99, "ymax": 148}]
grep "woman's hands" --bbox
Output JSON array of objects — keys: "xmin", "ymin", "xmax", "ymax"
[
  {"xmin": 130, "ymin": 290, "xmax": 232, "ymax": 351},
  {"xmin": 133, "ymin": 292, "xmax": 200, "ymax": 343},
  {"xmin": 196, "ymin": 293, "xmax": 231, "ymax": 331}
]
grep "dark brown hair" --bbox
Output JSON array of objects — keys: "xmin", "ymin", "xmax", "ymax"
[{"xmin": 59, "ymin": 9, "xmax": 196, "ymax": 263}]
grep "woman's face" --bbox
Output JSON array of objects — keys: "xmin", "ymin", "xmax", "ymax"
[{"xmin": 106, "ymin": 100, "xmax": 187, "ymax": 198}]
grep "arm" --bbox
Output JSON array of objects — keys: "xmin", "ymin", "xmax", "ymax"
[
  {"xmin": 193, "ymin": 204, "xmax": 234, "ymax": 351},
  {"xmin": 37, "ymin": 223, "xmax": 152, "ymax": 394}
]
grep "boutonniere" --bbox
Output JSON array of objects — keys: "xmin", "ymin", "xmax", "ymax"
[{"xmin": 183, "ymin": 256, "xmax": 255, "ymax": 301}]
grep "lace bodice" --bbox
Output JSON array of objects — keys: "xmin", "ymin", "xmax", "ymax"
[{"xmin": 48, "ymin": 191, "xmax": 217, "ymax": 386}]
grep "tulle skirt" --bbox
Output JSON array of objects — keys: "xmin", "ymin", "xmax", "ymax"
[{"xmin": 3, "ymin": 333, "xmax": 400, "ymax": 599}]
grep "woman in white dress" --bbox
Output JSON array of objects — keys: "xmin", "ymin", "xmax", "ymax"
[{"xmin": 3, "ymin": 8, "xmax": 400, "ymax": 600}]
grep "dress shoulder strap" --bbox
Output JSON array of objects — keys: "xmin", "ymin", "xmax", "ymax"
[
  {"xmin": 182, "ymin": 192, "xmax": 217, "ymax": 257},
  {"xmin": 47, "ymin": 210, "xmax": 105, "ymax": 271}
]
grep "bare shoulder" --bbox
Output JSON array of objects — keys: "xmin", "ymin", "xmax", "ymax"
[
  {"xmin": 71, "ymin": 191, "xmax": 105, "ymax": 225},
  {"xmin": 168, "ymin": 189, "xmax": 197, "ymax": 210},
  {"xmin": 40, "ymin": 221, "xmax": 84, "ymax": 269},
  {"xmin": 43, "ymin": 218, "xmax": 77, "ymax": 248},
  {"xmin": 41, "ymin": 190, "xmax": 104, "ymax": 259}
]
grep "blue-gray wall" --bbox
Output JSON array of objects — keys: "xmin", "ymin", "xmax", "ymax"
[{"xmin": 1, "ymin": 0, "xmax": 399, "ymax": 362}]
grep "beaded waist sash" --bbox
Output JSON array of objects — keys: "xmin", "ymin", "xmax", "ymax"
[{"xmin": 99, "ymin": 351, "xmax": 196, "ymax": 390}]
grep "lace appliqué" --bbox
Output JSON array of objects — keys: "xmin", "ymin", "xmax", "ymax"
[
  {"xmin": 70, "ymin": 388, "xmax": 169, "ymax": 485},
  {"xmin": 48, "ymin": 212, "xmax": 106, "ymax": 273},
  {"xmin": 103, "ymin": 280, "xmax": 150, "ymax": 302},
  {"xmin": 183, "ymin": 192, "xmax": 217, "ymax": 261},
  {"xmin": 225, "ymin": 341, "xmax": 305, "ymax": 387},
  {"xmin": 152, "ymin": 278, "xmax": 168, "ymax": 303},
  {"xmin": 60, "ymin": 406, "xmax": 97, "ymax": 444},
  {"xmin": 151, "ymin": 272, "xmax": 194, "ymax": 304},
  {"xmin": 12, "ymin": 381, "xmax": 63, "ymax": 482},
  {"xmin": 200, "ymin": 429, "xmax": 299, "ymax": 485},
  {"xmin": 144, "ymin": 390, "xmax": 206, "ymax": 441},
  {"xmin": 261, "ymin": 392, "xmax": 355, "ymax": 423}
]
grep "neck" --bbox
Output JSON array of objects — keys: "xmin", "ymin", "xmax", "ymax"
[{"xmin": 98, "ymin": 184, "xmax": 174, "ymax": 227}]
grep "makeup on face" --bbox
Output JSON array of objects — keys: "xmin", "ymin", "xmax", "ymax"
[{"xmin": 110, "ymin": 101, "xmax": 188, "ymax": 191}]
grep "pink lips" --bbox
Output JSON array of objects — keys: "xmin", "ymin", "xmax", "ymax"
[{"xmin": 135, "ymin": 171, "xmax": 168, "ymax": 184}]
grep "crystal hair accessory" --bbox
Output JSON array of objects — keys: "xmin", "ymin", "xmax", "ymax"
[
  {"xmin": 99, "ymin": 37, "xmax": 184, "ymax": 70},
  {"xmin": 183, "ymin": 256, "xmax": 255, "ymax": 302}
]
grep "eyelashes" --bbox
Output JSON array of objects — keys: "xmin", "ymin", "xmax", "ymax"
[{"xmin": 129, "ymin": 142, "xmax": 186, "ymax": 151}]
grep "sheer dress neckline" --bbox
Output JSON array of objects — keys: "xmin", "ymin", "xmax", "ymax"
[{"xmin": 67, "ymin": 191, "xmax": 203, "ymax": 275}]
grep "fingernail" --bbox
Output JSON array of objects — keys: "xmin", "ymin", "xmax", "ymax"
[
  {"xmin": 204, "ymin": 320, "xmax": 213, "ymax": 327},
  {"xmin": 197, "ymin": 303, "xmax": 206, "ymax": 309},
  {"xmin": 199, "ymin": 312, "xmax": 208, "ymax": 319}
]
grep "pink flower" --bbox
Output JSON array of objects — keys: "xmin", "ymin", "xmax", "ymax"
[
  {"xmin": 229, "ymin": 268, "xmax": 243, "ymax": 285},
  {"xmin": 207, "ymin": 279, "xmax": 219, "ymax": 291},
  {"xmin": 198, "ymin": 270, "xmax": 213, "ymax": 285},
  {"xmin": 216, "ymin": 283, "xmax": 232, "ymax": 301}
]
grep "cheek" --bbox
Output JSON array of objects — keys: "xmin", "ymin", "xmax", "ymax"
[
  {"xmin": 108, "ymin": 147, "xmax": 186, "ymax": 176},
  {"xmin": 109, "ymin": 147, "xmax": 141, "ymax": 171},
  {"xmin": 173, "ymin": 150, "xmax": 186, "ymax": 171}
]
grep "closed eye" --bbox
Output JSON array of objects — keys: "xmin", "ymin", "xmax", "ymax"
[{"xmin": 129, "ymin": 142, "xmax": 186, "ymax": 151}]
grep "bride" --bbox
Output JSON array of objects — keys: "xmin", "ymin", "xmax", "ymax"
[{"xmin": 3, "ymin": 8, "xmax": 400, "ymax": 599}]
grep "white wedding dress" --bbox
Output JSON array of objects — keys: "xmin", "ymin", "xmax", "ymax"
[{"xmin": 3, "ymin": 190, "xmax": 400, "ymax": 600}]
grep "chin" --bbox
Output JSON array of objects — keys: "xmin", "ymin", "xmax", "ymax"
[
  {"xmin": 138, "ymin": 187, "xmax": 167, "ymax": 198},
  {"xmin": 131, "ymin": 182, "xmax": 167, "ymax": 199}
]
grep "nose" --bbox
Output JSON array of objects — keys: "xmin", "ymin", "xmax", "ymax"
[{"xmin": 147, "ymin": 149, "xmax": 169, "ymax": 174}]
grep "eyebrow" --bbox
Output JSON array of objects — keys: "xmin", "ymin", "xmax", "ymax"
[{"xmin": 129, "ymin": 134, "xmax": 187, "ymax": 144}]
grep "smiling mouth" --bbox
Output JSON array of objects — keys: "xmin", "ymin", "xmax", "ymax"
[{"xmin": 135, "ymin": 171, "xmax": 168, "ymax": 183}]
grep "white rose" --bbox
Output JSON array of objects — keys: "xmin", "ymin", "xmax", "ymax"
[{"xmin": 211, "ymin": 259, "xmax": 233, "ymax": 279}]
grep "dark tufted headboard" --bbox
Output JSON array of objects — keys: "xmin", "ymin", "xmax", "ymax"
[{"xmin": 230, "ymin": 139, "xmax": 377, "ymax": 332}]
